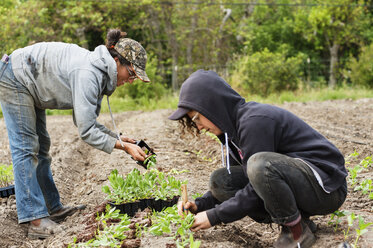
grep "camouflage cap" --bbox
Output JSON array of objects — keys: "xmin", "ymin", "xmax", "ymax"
[{"xmin": 114, "ymin": 38, "xmax": 150, "ymax": 82}]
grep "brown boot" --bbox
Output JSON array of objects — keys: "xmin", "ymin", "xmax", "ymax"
[
  {"xmin": 49, "ymin": 204, "xmax": 86, "ymax": 223},
  {"xmin": 273, "ymin": 219, "xmax": 316, "ymax": 248}
]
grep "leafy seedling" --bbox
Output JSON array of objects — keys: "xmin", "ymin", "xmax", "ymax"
[
  {"xmin": 329, "ymin": 210, "xmax": 350, "ymax": 232},
  {"xmin": 0, "ymin": 164, "xmax": 13, "ymax": 188},
  {"xmin": 354, "ymin": 215, "xmax": 373, "ymax": 247}
]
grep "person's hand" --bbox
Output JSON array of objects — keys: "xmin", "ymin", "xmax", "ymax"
[
  {"xmin": 191, "ymin": 211, "xmax": 211, "ymax": 231},
  {"xmin": 119, "ymin": 135, "xmax": 136, "ymax": 144},
  {"xmin": 177, "ymin": 201, "xmax": 198, "ymax": 216},
  {"xmin": 115, "ymin": 141, "xmax": 147, "ymax": 162}
]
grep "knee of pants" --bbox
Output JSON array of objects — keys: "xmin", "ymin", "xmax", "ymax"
[
  {"xmin": 246, "ymin": 152, "xmax": 271, "ymax": 184},
  {"xmin": 209, "ymin": 168, "xmax": 230, "ymax": 201},
  {"xmin": 209, "ymin": 168, "xmax": 228, "ymax": 190}
]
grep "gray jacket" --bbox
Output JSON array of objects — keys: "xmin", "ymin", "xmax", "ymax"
[{"xmin": 10, "ymin": 42, "xmax": 118, "ymax": 153}]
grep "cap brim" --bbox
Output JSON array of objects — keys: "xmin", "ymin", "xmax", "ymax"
[
  {"xmin": 168, "ymin": 107, "xmax": 190, "ymax": 120},
  {"xmin": 133, "ymin": 64, "xmax": 150, "ymax": 82}
]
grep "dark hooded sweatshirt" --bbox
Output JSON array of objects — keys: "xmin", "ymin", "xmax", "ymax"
[{"xmin": 176, "ymin": 70, "xmax": 347, "ymax": 226}]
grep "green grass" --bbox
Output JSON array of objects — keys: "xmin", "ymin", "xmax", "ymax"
[
  {"xmin": 0, "ymin": 93, "xmax": 179, "ymax": 117},
  {"xmin": 0, "ymin": 87, "xmax": 372, "ymax": 117},
  {"xmin": 246, "ymin": 86, "xmax": 373, "ymax": 104}
]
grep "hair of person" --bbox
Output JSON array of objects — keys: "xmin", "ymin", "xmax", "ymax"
[
  {"xmin": 178, "ymin": 115, "xmax": 200, "ymax": 136},
  {"xmin": 106, "ymin": 28, "xmax": 131, "ymax": 66}
]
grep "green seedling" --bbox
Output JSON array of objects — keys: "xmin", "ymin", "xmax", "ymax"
[
  {"xmin": 360, "ymin": 156, "xmax": 372, "ymax": 169},
  {"xmin": 102, "ymin": 168, "xmax": 186, "ymax": 204},
  {"xmin": 343, "ymin": 212, "xmax": 357, "ymax": 240},
  {"xmin": 354, "ymin": 179, "xmax": 372, "ymax": 195},
  {"xmin": 329, "ymin": 210, "xmax": 350, "ymax": 232},
  {"xmin": 0, "ymin": 164, "xmax": 13, "ymax": 187},
  {"xmin": 201, "ymin": 129, "xmax": 220, "ymax": 142},
  {"xmin": 69, "ymin": 205, "xmax": 132, "ymax": 248},
  {"xmin": 348, "ymin": 165, "xmax": 363, "ymax": 186},
  {"xmin": 354, "ymin": 215, "xmax": 373, "ymax": 248},
  {"xmin": 149, "ymin": 205, "xmax": 200, "ymax": 248},
  {"xmin": 144, "ymin": 154, "xmax": 157, "ymax": 168}
]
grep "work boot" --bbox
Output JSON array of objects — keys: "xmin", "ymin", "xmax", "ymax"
[
  {"xmin": 49, "ymin": 204, "xmax": 86, "ymax": 223},
  {"xmin": 304, "ymin": 218, "xmax": 317, "ymax": 233},
  {"xmin": 28, "ymin": 217, "xmax": 62, "ymax": 239},
  {"xmin": 273, "ymin": 219, "xmax": 316, "ymax": 248}
]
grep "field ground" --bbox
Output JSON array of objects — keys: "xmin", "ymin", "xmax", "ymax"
[{"xmin": 0, "ymin": 98, "xmax": 372, "ymax": 247}]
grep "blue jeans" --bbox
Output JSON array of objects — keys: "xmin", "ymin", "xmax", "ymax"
[
  {"xmin": 0, "ymin": 57, "xmax": 62, "ymax": 223},
  {"xmin": 210, "ymin": 152, "xmax": 347, "ymax": 225}
]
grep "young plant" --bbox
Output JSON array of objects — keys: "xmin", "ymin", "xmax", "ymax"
[
  {"xmin": 354, "ymin": 179, "xmax": 372, "ymax": 195},
  {"xmin": 354, "ymin": 215, "xmax": 373, "ymax": 247},
  {"xmin": 343, "ymin": 212, "xmax": 357, "ymax": 240},
  {"xmin": 328, "ymin": 210, "xmax": 350, "ymax": 232},
  {"xmin": 69, "ymin": 205, "xmax": 132, "ymax": 248},
  {"xmin": 360, "ymin": 156, "xmax": 372, "ymax": 169},
  {"xmin": 144, "ymin": 154, "xmax": 157, "ymax": 168},
  {"xmin": 148, "ymin": 205, "xmax": 200, "ymax": 248},
  {"xmin": 102, "ymin": 168, "xmax": 187, "ymax": 204},
  {"xmin": 0, "ymin": 164, "xmax": 13, "ymax": 187}
]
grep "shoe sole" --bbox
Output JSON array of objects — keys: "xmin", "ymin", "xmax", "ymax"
[
  {"xmin": 28, "ymin": 232, "xmax": 50, "ymax": 239},
  {"xmin": 301, "ymin": 232, "xmax": 317, "ymax": 248}
]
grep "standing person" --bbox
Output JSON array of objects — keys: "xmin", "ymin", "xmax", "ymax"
[
  {"xmin": 169, "ymin": 70, "xmax": 347, "ymax": 248},
  {"xmin": 0, "ymin": 29, "xmax": 150, "ymax": 239}
]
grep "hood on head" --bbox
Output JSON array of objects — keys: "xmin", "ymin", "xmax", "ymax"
[
  {"xmin": 173, "ymin": 69, "xmax": 245, "ymax": 138},
  {"xmin": 88, "ymin": 45, "xmax": 117, "ymax": 96}
]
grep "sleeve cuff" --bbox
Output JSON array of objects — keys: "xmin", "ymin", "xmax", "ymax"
[
  {"xmin": 103, "ymin": 135, "xmax": 117, "ymax": 154},
  {"xmin": 206, "ymin": 209, "xmax": 222, "ymax": 226}
]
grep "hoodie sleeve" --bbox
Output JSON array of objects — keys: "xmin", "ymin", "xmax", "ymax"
[
  {"xmin": 194, "ymin": 191, "xmax": 221, "ymax": 212},
  {"xmin": 70, "ymin": 69, "xmax": 117, "ymax": 153},
  {"xmin": 206, "ymin": 182, "xmax": 266, "ymax": 226},
  {"xmin": 94, "ymin": 98, "xmax": 117, "ymax": 138}
]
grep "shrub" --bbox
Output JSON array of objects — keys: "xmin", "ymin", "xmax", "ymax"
[
  {"xmin": 229, "ymin": 49, "xmax": 304, "ymax": 97},
  {"xmin": 348, "ymin": 43, "xmax": 373, "ymax": 89}
]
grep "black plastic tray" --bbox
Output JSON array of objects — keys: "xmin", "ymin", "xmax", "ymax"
[
  {"xmin": 110, "ymin": 196, "xmax": 179, "ymax": 217},
  {"xmin": 0, "ymin": 185, "xmax": 15, "ymax": 198}
]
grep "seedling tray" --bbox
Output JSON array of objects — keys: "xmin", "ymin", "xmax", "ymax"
[
  {"xmin": 0, "ymin": 185, "xmax": 15, "ymax": 198},
  {"xmin": 109, "ymin": 201, "xmax": 141, "ymax": 217},
  {"xmin": 110, "ymin": 196, "xmax": 180, "ymax": 217}
]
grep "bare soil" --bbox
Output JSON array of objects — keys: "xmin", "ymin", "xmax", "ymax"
[{"xmin": 0, "ymin": 98, "xmax": 372, "ymax": 248}]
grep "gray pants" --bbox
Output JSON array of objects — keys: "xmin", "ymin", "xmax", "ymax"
[{"xmin": 209, "ymin": 152, "xmax": 347, "ymax": 224}]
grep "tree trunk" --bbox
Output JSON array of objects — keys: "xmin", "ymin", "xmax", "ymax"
[
  {"xmin": 186, "ymin": 3, "xmax": 198, "ymax": 75},
  {"xmin": 76, "ymin": 27, "xmax": 88, "ymax": 49},
  {"xmin": 329, "ymin": 42, "xmax": 340, "ymax": 88},
  {"xmin": 162, "ymin": 3, "xmax": 179, "ymax": 91},
  {"xmin": 146, "ymin": 7, "xmax": 166, "ymax": 78}
]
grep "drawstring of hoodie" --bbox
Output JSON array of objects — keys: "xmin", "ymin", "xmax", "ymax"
[
  {"xmin": 107, "ymin": 96, "xmax": 125, "ymax": 148},
  {"xmin": 220, "ymin": 132, "xmax": 231, "ymax": 174}
]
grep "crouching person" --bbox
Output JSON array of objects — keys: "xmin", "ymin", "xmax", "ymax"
[{"xmin": 169, "ymin": 69, "xmax": 347, "ymax": 248}]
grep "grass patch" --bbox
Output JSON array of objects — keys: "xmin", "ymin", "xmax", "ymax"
[
  {"xmin": 246, "ymin": 86, "xmax": 373, "ymax": 104},
  {"xmin": 0, "ymin": 87, "xmax": 372, "ymax": 117}
]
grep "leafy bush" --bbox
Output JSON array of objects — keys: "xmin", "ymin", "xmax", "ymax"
[
  {"xmin": 348, "ymin": 43, "xmax": 373, "ymax": 89},
  {"xmin": 229, "ymin": 49, "xmax": 304, "ymax": 97}
]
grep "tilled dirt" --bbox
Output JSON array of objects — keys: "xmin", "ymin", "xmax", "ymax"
[{"xmin": 0, "ymin": 98, "xmax": 372, "ymax": 248}]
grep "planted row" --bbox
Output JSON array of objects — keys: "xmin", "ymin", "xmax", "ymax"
[{"xmin": 68, "ymin": 204, "xmax": 201, "ymax": 248}]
